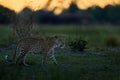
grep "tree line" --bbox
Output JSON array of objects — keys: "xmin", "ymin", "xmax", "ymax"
[{"xmin": 0, "ymin": 4, "xmax": 120, "ymax": 24}]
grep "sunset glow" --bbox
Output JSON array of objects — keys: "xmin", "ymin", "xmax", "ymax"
[{"xmin": 0, "ymin": 0, "xmax": 120, "ymax": 15}]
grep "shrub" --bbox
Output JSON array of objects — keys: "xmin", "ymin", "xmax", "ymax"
[
  {"xmin": 106, "ymin": 36, "xmax": 120, "ymax": 47},
  {"xmin": 69, "ymin": 39, "xmax": 88, "ymax": 51}
]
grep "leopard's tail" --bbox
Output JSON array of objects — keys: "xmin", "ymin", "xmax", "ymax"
[{"xmin": 5, "ymin": 55, "xmax": 12, "ymax": 62}]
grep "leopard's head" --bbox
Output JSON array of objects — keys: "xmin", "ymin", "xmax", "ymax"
[{"xmin": 54, "ymin": 36, "xmax": 65, "ymax": 48}]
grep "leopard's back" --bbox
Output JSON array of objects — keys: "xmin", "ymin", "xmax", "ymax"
[
  {"xmin": 16, "ymin": 37, "xmax": 43, "ymax": 54},
  {"xmin": 16, "ymin": 36, "xmax": 65, "ymax": 54}
]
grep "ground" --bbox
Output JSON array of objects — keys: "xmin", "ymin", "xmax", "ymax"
[{"xmin": 0, "ymin": 24, "xmax": 120, "ymax": 80}]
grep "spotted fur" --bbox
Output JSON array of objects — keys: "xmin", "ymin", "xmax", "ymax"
[{"xmin": 5, "ymin": 36, "xmax": 65, "ymax": 66}]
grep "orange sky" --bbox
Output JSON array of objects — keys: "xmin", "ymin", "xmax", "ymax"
[{"xmin": 0, "ymin": 0, "xmax": 120, "ymax": 15}]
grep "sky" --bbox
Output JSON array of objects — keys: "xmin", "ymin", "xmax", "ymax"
[{"xmin": 0, "ymin": 0, "xmax": 120, "ymax": 15}]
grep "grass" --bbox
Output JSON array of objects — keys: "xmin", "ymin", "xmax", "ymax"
[
  {"xmin": 0, "ymin": 50, "xmax": 120, "ymax": 80},
  {"xmin": 0, "ymin": 24, "xmax": 120, "ymax": 80},
  {"xmin": 0, "ymin": 25, "xmax": 14, "ymax": 46},
  {"xmin": 32, "ymin": 24, "xmax": 120, "ymax": 50}
]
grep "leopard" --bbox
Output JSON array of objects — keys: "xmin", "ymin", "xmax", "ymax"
[{"xmin": 5, "ymin": 36, "xmax": 65, "ymax": 66}]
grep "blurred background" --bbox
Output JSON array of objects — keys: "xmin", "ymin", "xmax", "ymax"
[
  {"xmin": 0, "ymin": 2, "xmax": 120, "ymax": 80},
  {"xmin": 0, "ymin": 4, "xmax": 120, "ymax": 24}
]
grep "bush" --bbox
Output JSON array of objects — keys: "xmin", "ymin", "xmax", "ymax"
[
  {"xmin": 69, "ymin": 39, "xmax": 88, "ymax": 51},
  {"xmin": 106, "ymin": 36, "xmax": 120, "ymax": 47}
]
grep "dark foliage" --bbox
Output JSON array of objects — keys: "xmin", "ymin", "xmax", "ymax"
[
  {"xmin": 69, "ymin": 39, "xmax": 88, "ymax": 51},
  {"xmin": 1, "ymin": 5, "xmax": 120, "ymax": 24},
  {"xmin": 106, "ymin": 37, "xmax": 120, "ymax": 47}
]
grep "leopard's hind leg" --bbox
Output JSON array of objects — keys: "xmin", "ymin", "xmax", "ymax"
[
  {"xmin": 16, "ymin": 49, "xmax": 29, "ymax": 66},
  {"xmin": 41, "ymin": 52, "xmax": 47, "ymax": 66}
]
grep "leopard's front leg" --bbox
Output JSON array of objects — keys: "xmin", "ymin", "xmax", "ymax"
[{"xmin": 49, "ymin": 48, "xmax": 57, "ymax": 65}]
